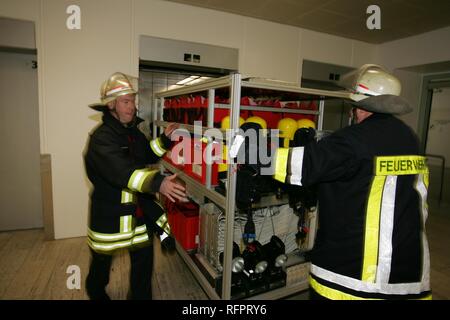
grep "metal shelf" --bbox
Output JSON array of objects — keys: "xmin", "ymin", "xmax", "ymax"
[
  {"xmin": 155, "ymin": 76, "xmax": 231, "ymax": 98},
  {"xmin": 175, "ymin": 242, "xmax": 221, "ymax": 300},
  {"xmin": 160, "ymin": 160, "xmax": 226, "ymax": 209},
  {"xmin": 153, "ymin": 73, "xmax": 349, "ymax": 300},
  {"xmin": 214, "ymin": 103, "xmax": 320, "ymax": 115},
  {"xmin": 241, "ymin": 78, "xmax": 351, "ymax": 99}
]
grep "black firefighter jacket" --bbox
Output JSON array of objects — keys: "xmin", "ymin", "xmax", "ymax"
[
  {"xmin": 84, "ymin": 112, "xmax": 171, "ymax": 254},
  {"xmin": 274, "ymin": 113, "xmax": 431, "ymax": 300}
]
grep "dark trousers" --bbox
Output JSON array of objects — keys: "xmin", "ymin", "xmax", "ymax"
[{"xmin": 86, "ymin": 244, "xmax": 154, "ymax": 300}]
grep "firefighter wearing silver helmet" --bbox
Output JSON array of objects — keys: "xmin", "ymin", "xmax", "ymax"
[
  {"xmin": 254, "ymin": 64, "xmax": 431, "ymax": 299},
  {"xmin": 85, "ymin": 72, "xmax": 187, "ymax": 300}
]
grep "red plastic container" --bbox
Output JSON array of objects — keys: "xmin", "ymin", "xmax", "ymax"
[
  {"xmin": 187, "ymin": 138, "xmax": 219, "ymax": 186},
  {"xmin": 166, "ymin": 200, "xmax": 199, "ymax": 251}
]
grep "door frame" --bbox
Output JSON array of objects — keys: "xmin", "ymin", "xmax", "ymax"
[{"xmin": 417, "ymin": 72, "xmax": 450, "ymax": 154}]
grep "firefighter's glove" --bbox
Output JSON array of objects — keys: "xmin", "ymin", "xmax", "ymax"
[
  {"xmin": 230, "ymin": 122, "xmax": 262, "ymax": 173},
  {"xmin": 292, "ymin": 127, "xmax": 316, "ymax": 147}
]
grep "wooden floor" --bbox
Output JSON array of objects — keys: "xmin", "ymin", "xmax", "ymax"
[
  {"xmin": 0, "ymin": 230, "xmax": 207, "ymax": 300},
  {"xmin": 0, "ymin": 201, "xmax": 449, "ymax": 300}
]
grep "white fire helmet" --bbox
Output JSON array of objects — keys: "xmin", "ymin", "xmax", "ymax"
[{"xmin": 339, "ymin": 64, "xmax": 411, "ymax": 115}]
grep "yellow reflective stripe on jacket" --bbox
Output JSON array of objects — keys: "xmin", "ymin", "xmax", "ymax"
[
  {"xmin": 310, "ymin": 276, "xmax": 380, "ymax": 300},
  {"xmin": 375, "ymin": 156, "xmax": 428, "ymax": 176},
  {"xmin": 120, "ymin": 215, "xmax": 133, "ymax": 233},
  {"xmin": 155, "ymin": 201, "xmax": 171, "ymax": 235},
  {"xmin": 311, "ymin": 264, "xmax": 432, "ymax": 299},
  {"xmin": 127, "ymin": 168, "xmax": 157, "ymax": 192},
  {"xmin": 414, "ymin": 173, "xmax": 431, "ymax": 287},
  {"xmin": 274, "ymin": 147, "xmax": 304, "ymax": 186},
  {"xmin": 156, "ymin": 213, "xmax": 171, "ymax": 235},
  {"xmin": 289, "ymin": 147, "xmax": 304, "ymax": 186},
  {"xmin": 150, "ymin": 137, "xmax": 166, "ymax": 157},
  {"xmin": 87, "ymin": 232, "xmax": 150, "ymax": 253},
  {"xmin": 362, "ymin": 155, "xmax": 430, "ymax": 284},
  {"xmin": 362, "ymin": 175, "xmax": 386, "ymax": 282},
  {"xmin": 309, "ymin": 276, "xmax": 432, "ymax": 300},
  {"xmin": 87, "ymin": 224, "xmax": 147, "ymax": 242},
  {"xmin": 274, "ymin": 148, "xmax": 289, "ymax": 183},
  {"xmin": 121, "ymin": 189, "xmax": 137, "ymax": 204},
  {"xmin": 88, "ymin": 214, "xmax": 149, "ymax": 254},
  {"xmin": 88, "ymin": 215, "xmax": 147, "ymax": 242}
]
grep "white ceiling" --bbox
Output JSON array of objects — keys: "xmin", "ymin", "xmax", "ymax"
[{"xmin": 163, "ymin": 0, "xmax": 450, "ymax": 44}]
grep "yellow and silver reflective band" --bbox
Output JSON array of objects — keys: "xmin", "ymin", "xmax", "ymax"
[
  {"xmin": 362, "ymin": 175, "xmax": 386, "ymax": 282},
  {"xmin": 120, "ymin": 215, "xmax": 133, "ymax": 233},
  {"xmin": 274, "ymin": 147, "xmax": 305, "ymax": 186},
  {"xmin": 363, "ymin": 155, "xmax": 430, "ymax": 284},
  {"xmin": 88, "ymin": 215, "xmax": 149, "ymax": 253},
  {"xmin": 274, "ymin": 148, "xmax": 289, "ymax": 183},
  {"xmin": 288, "ymin": 147, "xmax": 305, "ymax": 186},
  {"xmin": 375, "ymin": 156, "xmax": 428, "ymax": 176},
  {"xmin": 88, "ymin": 223, "xmax": 147, "ymax": 242},
  {"xmin": 150, "ymin": 137, "xmax": 167, "ymax": 157},
  {"xmin": 87, "ymin": 232, "xmax": 150, "ymax": 253},
  {"xmin": 127, "ymin": 168, "xmax": 156, "ymax": 193},
  {"xmin": 156, "ymin": 213, "xmax": 171, "ymax": 235},
  {"xmin": 160, "ymin": 232, "xmax": 169, "ymax": 242},
  {"xmin": 310, "ymin": 276, "xmax": 380, "ymax": 300},
  {"xmin": 414, "ymin": 173, "xmax": 431, "ymax": 287},
  {"xmin": 375, "ymin": 175, "xmax": 397, "ymax": 284},
  {"xmin": 121, "ymin": 189, "xmax": 137, "ymax": 204},
  {"xmin": 310, "ymin": 264, "xmax": 431, "ymax": 298},
  {"xmin": 309, "ymin": 276, "xmax": 432, "ymax": 300}
]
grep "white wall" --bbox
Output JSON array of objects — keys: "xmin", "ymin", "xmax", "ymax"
[
  {"xmin": 41, "ymin": 0, "xmax": 133, "ymax": 239},
  {"xmin": 377, "ymin": 27, "xmax": 450, "ymax": 71},
  {"xmin": 0, "ymin": 17, "xmax": 36, "ymax": 49},
  {"xmin": 300, "ymin": 29, "xmax": 378, "ymax": 70},
  {"xmin": 376, "ymin": 27, "xmax": 450, "ymax": 133},
  {"xmin": 393, "ymin": 70, "xmax": 423, "ymax": 132}
]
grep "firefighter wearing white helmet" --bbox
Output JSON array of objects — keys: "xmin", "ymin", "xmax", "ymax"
[
  {"xmin": 242, "ymin": 64, "xmax": 431, "ymax": 300},
  {"xmin": 85, "ymin": 72, "xmax": 187, "ymax": 300},
  {"xmin": 340, "ymin": 64, "xmax": 412, "ymax": 115}
]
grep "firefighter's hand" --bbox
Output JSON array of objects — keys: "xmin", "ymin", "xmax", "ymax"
[
  {"xmin": 292, "ymin": 127, "xmax": 316, "ymax": 147},
  {"xmin": 164, "ymin": 123, "xmax": 180, "ymax": 138},
  {"xmin": 159, "ymin": 174, "xmax": 187, "ymax": 203}
]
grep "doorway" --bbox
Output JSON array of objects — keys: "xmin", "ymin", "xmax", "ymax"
[
  {"xmin": 0, "ymin": 50, "xmax": 43, "ymax": 231},
  {"xmin": 424, "ymin": 85, "xmax": 450, "ymax": 206},
  {"xmin": 301, "ymin": 60, "xmax": 355, "ymax": 131},
  {"xmin": 138, "ymin": 61, "xmax": 231, "ymax": 138}
]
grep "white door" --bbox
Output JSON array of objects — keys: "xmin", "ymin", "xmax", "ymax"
[{"xmin": 0, "ymin": 51, "xmax": 43, "ymax": 230}]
